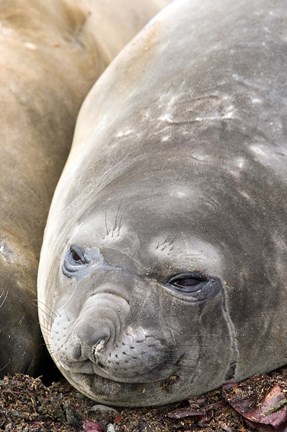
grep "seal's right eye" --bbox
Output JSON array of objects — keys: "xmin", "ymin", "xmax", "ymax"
[
  {"xmin": 63, "ymin": 245, "xmax": 88, "ymax": 277},
  {"xmin": 70, "ymin": 246, "xmax": 85, "ymax": 264}
]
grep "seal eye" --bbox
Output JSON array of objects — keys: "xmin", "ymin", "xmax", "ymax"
[
  {"xmin": 63, "ymin": 245, "xmax": 88, "ymax": 277},
  {"xmin": 167, "ymin": 272, "xmax": 207, "ymax": 294},
  {"xmin": 166, "ymin": 271, "xmax": 221, "ymax": 301},
  {"xmin": 70, "ymin": 247, "xmax": 85, "ymax": 264}
]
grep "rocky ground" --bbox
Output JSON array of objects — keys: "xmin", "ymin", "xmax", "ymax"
[{"xmin": 2, "ymin": 367, "xmax": 287, "ymax": 431}]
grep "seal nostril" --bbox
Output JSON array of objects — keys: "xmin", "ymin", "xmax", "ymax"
[
  {"xmin": 73, "ymin": 343, "xmax": 82, "ymax": 360},
  {"xmin": 75, "ymin": 325, "xmax": 110, "ymax": 363},
  {"xmin": 92, "ymin": 338, "xmax": 106, "ymax": 357},
  {"xmin": 76, "ymin": 325, "xmax": 110, "ymax": 358}
]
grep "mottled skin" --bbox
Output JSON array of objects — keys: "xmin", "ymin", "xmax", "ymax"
[
  {"xmin": 0, "ymin": 0, "xmax": 168, "ymax": 377},
  {"xmin": 38, "ymin": 0, "xmax": 287, "ymax": 406}
]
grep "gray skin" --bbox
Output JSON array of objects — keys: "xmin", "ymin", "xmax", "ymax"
[
  {"xmin": 0, "ymin": 0, "xmax": 167, "ymax": 377},
  {"xmin": 38, "ymin": 0, "xmax": 287, "ymax": 406}
]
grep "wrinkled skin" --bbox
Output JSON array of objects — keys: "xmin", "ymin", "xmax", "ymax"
[
  {"xmin": 0, "ymin": 0, "xmax": 168, "ymax": 377},
  {"xmin": 39, "ymin": 0, "xmax": 287, "ymax": 406}
]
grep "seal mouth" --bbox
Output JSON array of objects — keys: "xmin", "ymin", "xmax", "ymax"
[
  {"xmin": 58, "ymin": 355, "xmax": 188, "ymax": 407},
  {"xmin": 61, "ymin": 353, "xmax": 178, "ymax": 384}
]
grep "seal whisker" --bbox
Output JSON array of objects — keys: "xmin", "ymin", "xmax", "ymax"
[
  {"xmin": 43, "ymin": 344, "xmax": 55, "ymax": 355},
  {"xmin": 104, "ymin": 201, "xmax": 110, "ymax": 236},
  {"xmin": 59, "ymin": 284, "xmax": 78, "ymax": 310},
  {"xmin": 0, "ymin": 289, "xmax": 7, "ymax": 299},
  {"xmin": 112, "ymin": 199, "xmax": 123, "ymax": 237},
  {"xmin": 0, "ymin": 290, "xmax": 8, "ymax": 309},
  {"xmin": 0, "ymin": 360, "xmax": 11, "ymax": 373},
  {"xmin": 157, "ymin": 234, "xmax": 178, "ymax": 252},
  {"xmin": 117, "ymin": 203, "xmax": 130, "ymax": 235},
  {"xmin": 37, "ymin": 300, "xmax": 58, "ymax": 318},
  {"xmin": 38, "ymin": 322, "xmax": 52, "ymax": 332}
]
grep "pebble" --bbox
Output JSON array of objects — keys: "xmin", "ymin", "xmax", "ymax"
[{"xmin": 89, "ymin": 404, "xmax": 119, "ymax": 415}]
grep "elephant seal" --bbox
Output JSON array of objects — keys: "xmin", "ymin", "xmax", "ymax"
[
  {"xmin": 0, "ymin": 0, "xmax": 168, "ymax": 377},
  {"xmin": 38, "ymin": 0, "xmax": 287, "ymax": 406}
]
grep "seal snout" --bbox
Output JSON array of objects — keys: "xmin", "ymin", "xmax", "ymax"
[
  {"xmin": 81, "ymin": 325, "xmax": 174, "ymax": 382},
  {"xmin": 51, "ymin": 286, "xmax": 177, "ymax": 384}
]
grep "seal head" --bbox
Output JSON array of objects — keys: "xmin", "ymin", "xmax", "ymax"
[{"xmin": 41, "ymin": 191, "xmax": 239, "ymax": 406}]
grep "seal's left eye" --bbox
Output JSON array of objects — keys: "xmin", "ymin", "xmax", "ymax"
[{"xmin": 165, "ymin": 271, "xmax": 222, "ymax": 301}]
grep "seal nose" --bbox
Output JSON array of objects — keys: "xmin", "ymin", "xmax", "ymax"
[{"xmin": 73, "ymin": 325, "xmax": 110, "ymax": 362}]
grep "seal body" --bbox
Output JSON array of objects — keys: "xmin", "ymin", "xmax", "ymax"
[
  {"xmin": 38, "ymin": 0, "xmax": 287, "ymax": 406},
  {"xmin": 0, "ymin": 0, "xmax": 168, "ymax": 376}
]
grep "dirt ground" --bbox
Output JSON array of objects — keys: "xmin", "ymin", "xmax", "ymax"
[{"xmin": 2, "ymin": 366, "xmax": 287, "ymax": 431}]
